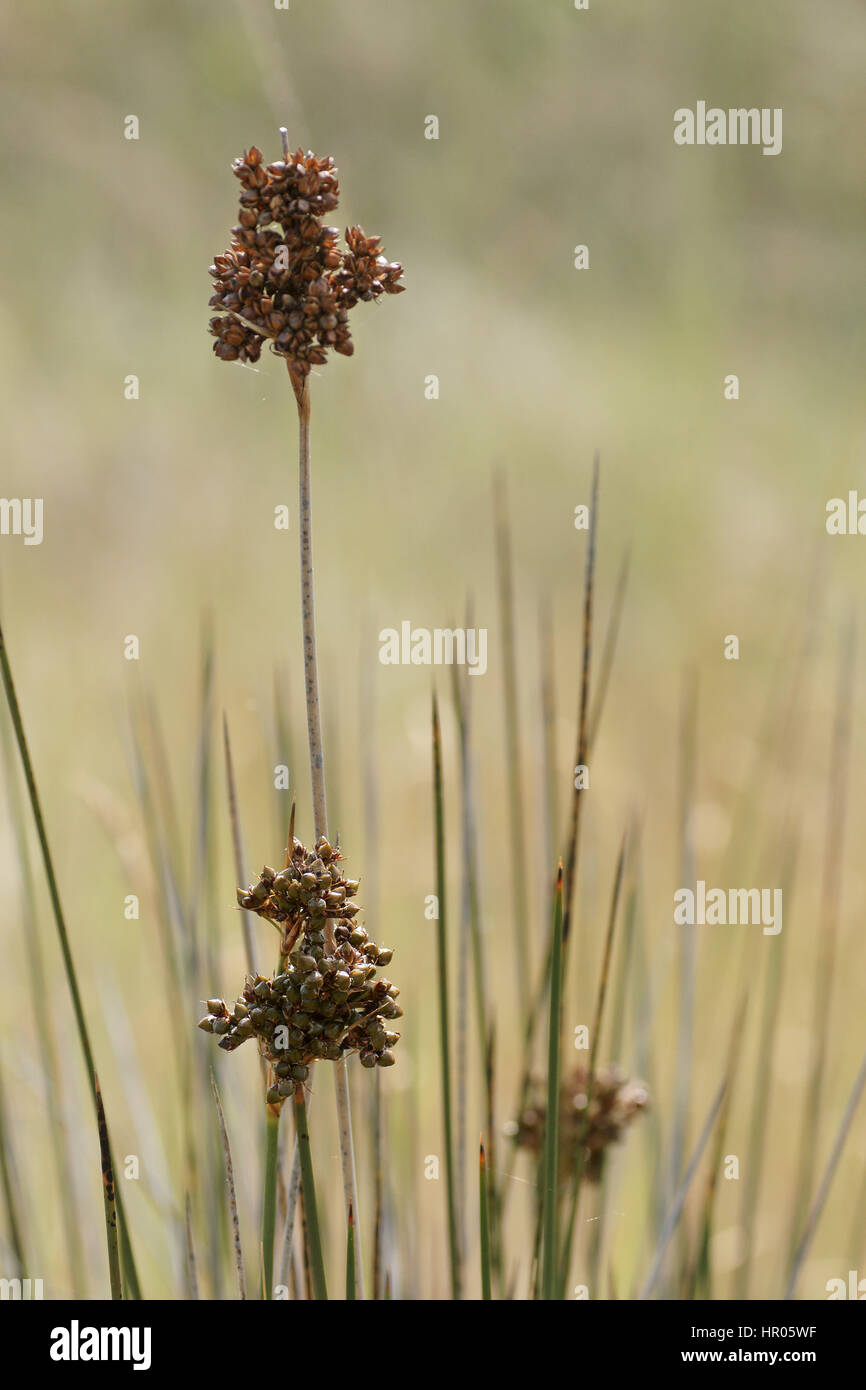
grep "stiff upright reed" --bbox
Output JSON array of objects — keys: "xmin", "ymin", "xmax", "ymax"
[{"xmin": 0, "ymin": 622, "xmax": 141, "ymax": 1299}]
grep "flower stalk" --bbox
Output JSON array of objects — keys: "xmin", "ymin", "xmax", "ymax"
[{"xmin": 295, "ymin": 370, "xmax": 364, "ymax": 1294}]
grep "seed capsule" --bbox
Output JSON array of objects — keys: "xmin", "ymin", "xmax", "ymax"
[{"xmin": 201, "ymin": 825, "xmax": 400, "ymax": 1072}]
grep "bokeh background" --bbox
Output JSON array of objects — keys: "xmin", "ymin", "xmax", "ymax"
[{"xmin": 1, "ymin": 0, "xmax": 865, "ymax": 1299}]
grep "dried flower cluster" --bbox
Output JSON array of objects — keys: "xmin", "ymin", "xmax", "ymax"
[
  {"xmin": 236, "ymin": 833, "xmax": 362, "ymax": 951},
  {"xmin": 199, "ymin": 836, "xmax": 401, "ymax": 1099},
  {"xmin": 513, "ymin": 1065, "xmax": 648, "ymax": 1182},
  {"xmin": 208, "ymin": 143, "xmax": 404, "ymax": 393}
]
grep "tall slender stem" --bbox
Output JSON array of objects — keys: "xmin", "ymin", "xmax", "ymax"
[
  {"xmin": 94, "ymin": 1076, "xmax": 122, "ymax": 1300},
  {"xmin": 432, "ymin": 693, "xmax": 462, "ymax": 1298},
  {"xmin": 294, "ymin": 369, "xmax": 364, "ymax": 1297},
  {"xmin": 0, "ymin": 621, "xmax": 140, "ymax": 1299},
  {"xmin": 493, "ymin": 474, "xmax": 530, "ymax": 1013},
  {"xmin": 296, "ymin": 378, "xmax": 329, "ymax": 854},
  {"xmin": 293, "ymin": 1085, "xmax": 328, "ymax": 1300},
  {"xmin": 541, "ymin": 867, "xmax": 563, "ymax": 1300},
  {"xmin": 261, "ymin": 1104, "xmax": 280, "ymax": 1299},
  {"xmin": 479, "ymin": 1139, "xmax": 492, "ymax": 1300}
]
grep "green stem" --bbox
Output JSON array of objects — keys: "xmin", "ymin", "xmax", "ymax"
[
  {"xmin": 494, "ymin": 474, "xmax": 530, "ymax": 1012},
  {"xmin": 433, "ymin": 693, "xmax": 461, "ymax": 1298},
  {"xmin": 293, "ymin": 1085, "xmax": 328, "ymax": 1300},
  {"xmin": 0, "ymin": 621, "xmax": 140, "ymax": 1298},
  {"xmin": 294, "ymin": 370, "xmax": 364, "ymax": 1296},
  {"xmin": 541, "ymin": 867, "xmax": 563, "ymax": 1300},
  {"xmin": 95, "ymin": 1077, "xmax": 122, "ymax": 1300},
  {"xmin": 261, "ymin": 1104, "xmax": 280, "ymax": 1299},
  {"xmin": 558, "ymin": 835, "xmax": 626, "ymax": 1292},
  {"xmin": 479, "ymin": 1140, "xmax": 492, "ymax": 1300},
  {"xmin": 346, "ymin": 1205, "xmax": 356, "ymax": 1300}
]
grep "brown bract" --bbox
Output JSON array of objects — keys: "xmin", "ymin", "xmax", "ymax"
[{"xmin": 208, "ymin": 143, "xmax": 404, "ymax": 399}]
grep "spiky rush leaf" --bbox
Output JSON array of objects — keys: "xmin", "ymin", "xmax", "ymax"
[
  {"xmin": 0, "ymin": 621, "xmax": 141, "ymax": 1299},
  {"xmin": 294, "ymin": 1085, "xmax": 328, "ymax": 1300},
  {"xmin": 479, "ymin": 1141, "xmax": 492, "ymax": 1301},
  {"xmin": 433, "ymin": 692, "xmax": 461, "ymax": 1298},
  {"xmin": 261, "ymin": 1100, "xmax": 280, "ymax": 1300},
  {"xmin": 541, "ymin": 867, "xmax": 563, "ymax": 1300},
  {"xmin": 346, "ymin": 1204, "xmax": 356, "ymax": 1301},
  {"xmin": 95, "ymin": 1076, "xmax": 122, "ymax": 1300}
]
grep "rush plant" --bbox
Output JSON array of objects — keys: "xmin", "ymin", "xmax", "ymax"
[{"xmin": 202, "ymin": 130, "xmax": 405, "ymax": 1299}]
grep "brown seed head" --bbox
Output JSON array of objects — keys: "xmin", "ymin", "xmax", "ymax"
[
  {"xmin": 208, "ymin": 141, "xmax": 404, "ymax": 398},
  {"xmin": 513, "ymin": 1064, "xmax": 648, "ymax": 1182}
]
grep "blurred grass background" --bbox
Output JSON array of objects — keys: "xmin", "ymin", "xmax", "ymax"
[{"xmin": 1, "ymin": 0, "xmax": 865, "ymax": 1298}]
